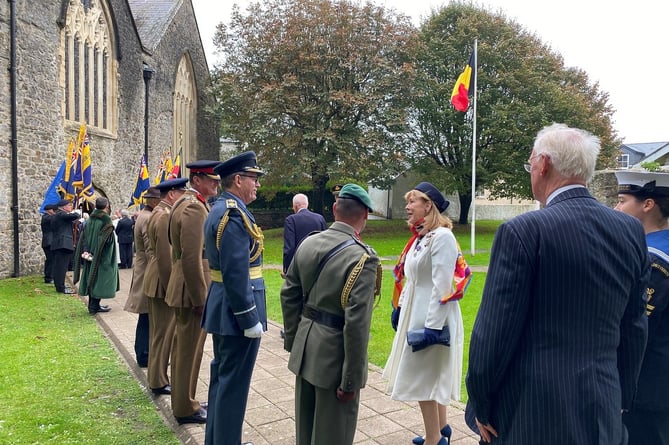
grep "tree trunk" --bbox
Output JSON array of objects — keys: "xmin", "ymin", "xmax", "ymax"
[
  {"xmin": 458, "ymin": 192, "xmax": 471, "ymax": 225},
  {"xmin": 311, "ymin": 174, "xmax": 329, "ymax": 215}
]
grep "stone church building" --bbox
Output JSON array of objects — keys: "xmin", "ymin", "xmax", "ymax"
[{"xmin": 0, "ymin": 0, "xmax": 219, "ymax": 278}]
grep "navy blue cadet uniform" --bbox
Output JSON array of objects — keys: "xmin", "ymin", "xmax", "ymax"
[
  {"xmin": 615, "ymin": 171, "xmax": 669, "ymax": 445},
  {"xmin": 202, "ymin": 151, "xmax": 267, "ymax": 445}
]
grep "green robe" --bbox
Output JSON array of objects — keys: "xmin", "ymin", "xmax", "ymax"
[{"xmin": 74, "ymin": 209, "xmax": 120, "ymax": 298}]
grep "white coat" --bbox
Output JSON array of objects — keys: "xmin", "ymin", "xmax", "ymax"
[{"xmin": 383, "ymin": 226, "xmax": 464, "ymax": 405}]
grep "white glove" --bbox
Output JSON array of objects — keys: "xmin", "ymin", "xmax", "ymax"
[{"xmin": 243, "ymin": 321, "xmax": 263, "ymax": 338}]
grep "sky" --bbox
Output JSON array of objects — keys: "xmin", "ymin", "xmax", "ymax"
[{"xmin": 191, "ymin": 0, "xmax": 667, "ymax": 144}]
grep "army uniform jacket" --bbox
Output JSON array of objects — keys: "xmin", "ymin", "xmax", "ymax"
[
  {"xmin": 281, "ymin": 221, "xmax": 380, "ymax": 392},
  {"xmin": 143, "ymin": 201, "xmax": 173, "ymax": 299},
  {"xmin": 165, "ymin": 189, "xmax": 211, "ymax": 308},
  {"xmin": 202, "ymin": 191, "xmax": 267, "ymax": 335},
  {"xmin": 124, "ymin": 206, "xmax": 152, "ymax": 313}
]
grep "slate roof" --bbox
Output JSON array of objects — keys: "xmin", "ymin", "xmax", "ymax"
[
  {"xmin": 127, "ymin": 0, "xmax": 183, "ymax": 52},
  {"xmin": 621, "ymin": 142, "xmax": 669, "ymax": 157}
]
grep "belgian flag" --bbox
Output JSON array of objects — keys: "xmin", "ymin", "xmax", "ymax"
[{"xmin": 451, "ymin": 51, "xmax": 476, "ymax": 112}]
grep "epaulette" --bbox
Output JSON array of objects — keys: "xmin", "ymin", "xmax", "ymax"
[{"xmin": 226, "ymin": 199, "xmax": 238, "ymax": 209}]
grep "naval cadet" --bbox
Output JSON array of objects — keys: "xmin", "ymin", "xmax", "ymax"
[
  {"xmin": 281, "ymin": 183, "xmax": 381, "ymax": 445},
  {"xmin": 615, "ymin": 170, "xmax": 669, "ymax": 445},
  {"xmin": 165, "ymin": 161, "xmax": 220, "ymax": 425},
  {"xmin": 202, "ymin": 151, "xmax": 266, "ymax": 445}
]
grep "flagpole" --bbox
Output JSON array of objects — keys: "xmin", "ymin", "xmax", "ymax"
[{"xmin": 470, "ymin": 39, "xmax": 478, "ymax": 256}]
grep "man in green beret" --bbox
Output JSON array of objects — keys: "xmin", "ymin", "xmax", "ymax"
[{"xmin": 281, "ymin": 183, "xmax": 382, "ymax": 445}]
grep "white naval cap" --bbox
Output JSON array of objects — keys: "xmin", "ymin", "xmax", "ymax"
[{"xmin": 615, "ymin": 170, "xmax": 669, "ymax": 197}]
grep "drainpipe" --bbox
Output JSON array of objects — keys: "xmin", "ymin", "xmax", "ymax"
[{"xmin": 9, "ymin": 0, "xmax": 19, "ymax": 277}]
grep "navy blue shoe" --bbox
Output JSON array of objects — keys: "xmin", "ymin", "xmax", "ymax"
[{"xmin": 412, "ymin": 425, "xmax": 452, "ymax": 445}]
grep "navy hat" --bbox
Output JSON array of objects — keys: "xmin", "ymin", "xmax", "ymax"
[
  {"xmin": 154, "ymin": 178, "xmax": 188, "ymax": 193},
  {"xmin": 57, "ymin": 199, "xmax": 71, "ymax": 208},
  {"xmin": 143, "ymin": 186, "xmax": 161, "ymax": 199},
  {"xmin": 615, "ymin": 170, "xmax": 669, "ymax": 197},
  {"xmin": 187, "ymin": 160, "xmax": 222, "ymax": 180},
  {"xmin": 214, "ymin": 151, "xmax": 264, "ymax": 179},
  {"xmin": 331, "ymin": 184, "xmax": 343, "ymax": 195},
  {"xmin": 338, "ymin": 183, "xmax": 374, "ymax": 211},
  {"xmin": 44, "ymin": 203, "xmax": 57, "ymax": 211},
  {"xmin": 414, "ymin": 182, "xmax": 449, "ymax": 213}
]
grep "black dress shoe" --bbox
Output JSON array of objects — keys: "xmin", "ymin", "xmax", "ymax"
[
  {"xmin": 151, "ymin": 384, "xmax": 171, "ymax": 395},
  {"xmin": 88, "ymin": 306, "xmax": 112, "ymax": 315},
  {"xmin": 175, "ymin": 407, "xmax": 207, "ymax": 424}
]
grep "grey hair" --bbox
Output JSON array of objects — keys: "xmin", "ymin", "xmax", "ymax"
[
  {"xmin": 533, "ymin": 123, "xmax": 600, "ymax": 182},
  {"xmin": 293, "ymin": 193, "xmax": 308, "ymax": 208}
]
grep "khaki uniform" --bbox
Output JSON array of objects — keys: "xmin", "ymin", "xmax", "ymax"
[
  {"xmin": 143, "ymin": 200, "xmax": 176, "ymax": 390},
  {"xmin": 281, "ymin": 221, "xmax": 381, "ymax": 445},
  {"xmin": 123, "ymin": 206, "xmax": 151, "ymax": 314},
  {"xmin": 165, "ymin": 189, "xmax": 210, "ymax": 417}
]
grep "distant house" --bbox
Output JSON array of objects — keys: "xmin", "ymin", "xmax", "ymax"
[{"xmin": 617, "ymin": 142, "xmax": 669, "ymax": 168}]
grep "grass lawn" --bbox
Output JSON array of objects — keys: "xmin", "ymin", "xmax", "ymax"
[
  {"xmin": 0, "ymin": 218, "xmax": 499, "ymax": 442},
  {"xmin": 263, "ymin": 219, "xmax": 498, "ymax": 400},
  {"xmin": 0, "ymin": 278, "xmax": 179, "ymax": 445}
]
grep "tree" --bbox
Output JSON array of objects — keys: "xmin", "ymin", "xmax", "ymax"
[
  {"xmin": 210, "ymin": 0, "xmax": 419, "ymax": 212},
  {"xmin": 409, "ymin": 3, "xmax": 619, "ymax": 223}
]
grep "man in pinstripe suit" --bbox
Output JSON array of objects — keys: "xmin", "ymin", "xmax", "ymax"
[{"xmin": 466, "ymin": 123, "xmax": 650, "ymax": 445}]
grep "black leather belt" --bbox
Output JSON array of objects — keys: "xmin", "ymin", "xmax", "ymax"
[{"xmin": 302, "ymin": 305, "xmax": 345, "ymax": 330}]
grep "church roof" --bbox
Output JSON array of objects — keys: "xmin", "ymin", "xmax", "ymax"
[{"xmin": 127, "ymin": 0, "xmax": 183, "ymax": 52}]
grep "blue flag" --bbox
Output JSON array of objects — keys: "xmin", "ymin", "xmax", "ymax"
[
  {"xmin": 128, "ymin": 155, "xmax": 150, "ymax": 208},
  {"xmin": 40, "ymin": 161, "xmax": 65, "ymax": 214}
]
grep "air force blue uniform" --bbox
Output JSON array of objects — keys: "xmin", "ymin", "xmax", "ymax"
[{"xmin": 202, "ymin": 190, "xmax": 267, "ymax": 445}]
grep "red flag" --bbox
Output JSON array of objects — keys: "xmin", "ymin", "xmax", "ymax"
[{"xmin": 451, "ymin": 51, "xmax": 475, "ymax": 112}]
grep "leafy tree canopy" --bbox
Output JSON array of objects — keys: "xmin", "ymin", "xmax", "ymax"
[
  {"xmin": 210, "ymin": 0, "xmax": 419, "ymax": 211},
  {"xmin": 409, "ymin": 2, "xmax": 619, "ymax": 223}
]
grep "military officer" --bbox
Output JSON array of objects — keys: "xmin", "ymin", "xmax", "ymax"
[
  {"xmin": 202, "ymin": 151, "xmax": 266, "ymax": 445},
  {"xmin": 165, "ymin": 162, "xmax": 219, "ymax": 424},
  {"xmin": 123, "ymin": 186, "xmax": 161, "ymax": 367},
  {"xmin": 143, "ymin": 179, "xmax": 187, "ymax": 395},
  {"xmin": 281, "ymin": 184, "xmax": 381, "ymax": 445}
]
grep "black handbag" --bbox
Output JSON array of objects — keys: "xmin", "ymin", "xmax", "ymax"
[{"xmin": 406, "ymin": 326, "xmax": 450, "ymax": 352}]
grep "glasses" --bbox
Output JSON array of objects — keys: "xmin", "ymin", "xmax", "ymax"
[
  {"xmin": 523, "ymin": 154, "xmax": 540, "ymax": 173},
  {"xmin": 238, "ymin": 174, "xmax": 260, "ymax": 183}
]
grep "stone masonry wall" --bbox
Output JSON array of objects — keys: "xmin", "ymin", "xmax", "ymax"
[{"xmin": 0, "ymin": 0, "xmax": 217, "ymax": 278}]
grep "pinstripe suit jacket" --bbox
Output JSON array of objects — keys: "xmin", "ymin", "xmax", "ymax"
[{"xmin": 466, "ymin": 187, "xmax": 650, "ymax": 445}]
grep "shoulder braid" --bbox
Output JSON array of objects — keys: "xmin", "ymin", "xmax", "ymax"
[
  {"xmin": 215, "ymin": 207, "xmax": 264, "ymax": 262},
  {"xmin": 340, "ymin": 252, "xmax": 369, "ymax": 309}
]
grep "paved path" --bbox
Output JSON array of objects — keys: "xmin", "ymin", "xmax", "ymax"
[{"xmin": 84, "ymin": 268, "xmax": 480, "ymax": 445}]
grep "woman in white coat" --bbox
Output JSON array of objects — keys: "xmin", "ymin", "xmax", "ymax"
[{"xmin": 383, "ymin": 182, "xmax": 464, "ymax": 445}]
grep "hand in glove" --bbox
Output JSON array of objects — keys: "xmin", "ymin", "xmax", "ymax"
[
  {"xmin": 423, "ymin": 327, "xmax": 442, "ymax": 344},
  {"xmin": 244, "ymin": 321, "xmax": 264, "ymax": 338},
  {"xmin": 390, "ymin": 306, "xmax": 401, "ymax": 331}
]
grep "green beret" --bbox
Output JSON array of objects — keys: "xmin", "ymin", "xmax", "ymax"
[{"xmin": 338, "ymin": 183, "xmax": 373, "ymax": 211}]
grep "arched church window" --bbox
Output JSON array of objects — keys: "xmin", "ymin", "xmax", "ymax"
[
  {"xmin": 62, "ymin": 0, "xmax": 116, "ymax": 134},
  {"xmin": 173, "ymin": 55, "xmax": 198, "ymax": 165}
]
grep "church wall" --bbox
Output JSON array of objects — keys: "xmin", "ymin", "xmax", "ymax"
[
  {"xmin": 0, "ymin": 0, "xmax": 217, "ymax": 278},
  {"xmin": 149, "ymin": 0, "xmax": 219, "ymax": 163}
]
